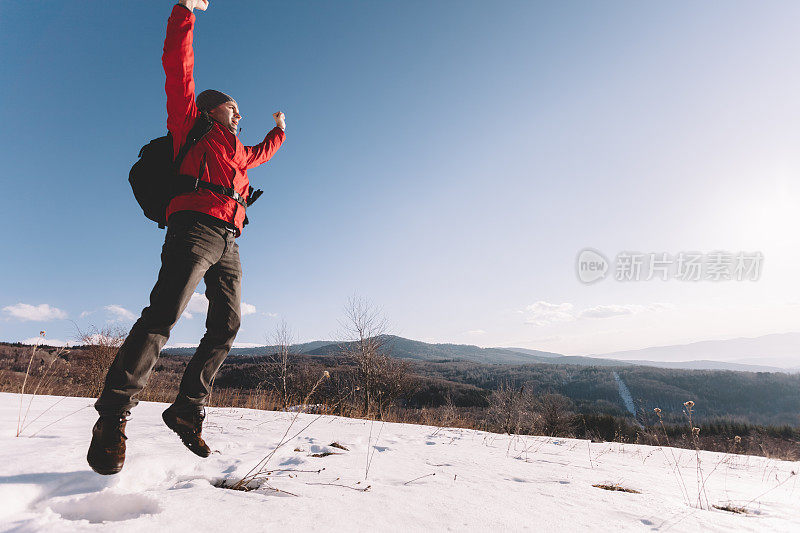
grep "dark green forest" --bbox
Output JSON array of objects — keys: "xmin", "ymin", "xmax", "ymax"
[{"xmin": 410, "ymin": 360, "xmax": 800, "ymax": 426}]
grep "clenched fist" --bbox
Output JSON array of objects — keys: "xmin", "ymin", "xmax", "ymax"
[
  {"xmin": 273, "ymin": 111, "xmax": 286, "ymax": 130},
  {"xmin": 178, "ymin": 0, "xmax": 209, "ymax": 12}
]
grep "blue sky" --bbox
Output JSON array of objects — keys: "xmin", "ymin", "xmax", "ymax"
[{"xmin": 1, "ymin": 1, "xmax": 799, "ymax": 355}]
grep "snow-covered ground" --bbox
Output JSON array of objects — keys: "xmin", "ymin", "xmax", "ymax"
[{"xmin": 1, "ymin": 392, "xmax": 798, "ymax": 532}]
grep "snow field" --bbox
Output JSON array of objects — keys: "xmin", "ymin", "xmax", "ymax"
[{"xmin": 0, "ymin": 392, "xmax": 798, "ymax": 532}]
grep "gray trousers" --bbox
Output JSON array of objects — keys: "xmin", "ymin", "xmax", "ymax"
[{"xmin": 95, "ymin": 211, "xmax": 242, "ymax": 417}]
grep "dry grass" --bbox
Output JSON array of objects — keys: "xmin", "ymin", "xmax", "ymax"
[
  {"xmin": 228, "ymin": 371, "xmax": 331, "ymax": 491},
  {"xmin": 592, "ymin": 483, "xmax": 641, "ymax": 494},
  {"xmin": 15, "ymin": 333, "xmax": 68, "ymax": 437},
  {"xmin": 712, "ymin": 504, "xmax": 750, "ymax": 515}
]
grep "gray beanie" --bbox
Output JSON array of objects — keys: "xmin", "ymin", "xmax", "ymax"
[{"xmin": 196, "ymin": 89, "xmax": 235, "ymax": 112}]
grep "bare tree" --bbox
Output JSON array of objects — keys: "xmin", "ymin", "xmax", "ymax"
[
  {"xmin": 488, "ymin": 381, "xmax": 535, "ymax": 434},
  {"xmin": 261, "ymin": 319, "xmax": 293, "ymax": 410},
  {"xmin": 77, "ymin": 326, "xmax": 126, "ymax": 398},
  {"xmin": 536, "ymin": 393, "xmax": 575, "ymax": 437},
  {"xmin": 372, "ymin": 353, "xmax": 412, "ymax": 418},
  {"xmin": 338, "ymin": 297, "xmax": 405, "ymax": 418}
]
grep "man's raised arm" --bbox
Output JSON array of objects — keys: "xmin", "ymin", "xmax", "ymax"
[
  {"xmin": 162, "ymin": 2, "xmax": 208, "ymax": 146},
  {"xmin": 243, "ymin": 112, "xmax": 286, "ymax": 169}
]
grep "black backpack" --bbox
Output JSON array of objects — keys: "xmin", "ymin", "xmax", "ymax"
[{"xmin": 129, "ymin": 112, "xmax": 263, "ymax": 228}]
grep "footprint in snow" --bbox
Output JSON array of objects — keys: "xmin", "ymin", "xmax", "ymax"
[
  {"xmin": 0, "ymin": 470, "xmax": 116, "ymax": 511},
  {"xmin": 49, "ymin": 492, "xmax": 161, "ymax": 523},
  {"xmin": 222, "ymin": 463, "xmax": 239, "ymax": 474}
]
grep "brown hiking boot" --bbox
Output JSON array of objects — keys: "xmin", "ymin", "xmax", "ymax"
[
  {"xmin": 162, "ymin": 405, "xmax": 211, "ymax": 457},
  {"xmin": 87, "ymin": 416, "xmax": 127, "ymax": 475}
]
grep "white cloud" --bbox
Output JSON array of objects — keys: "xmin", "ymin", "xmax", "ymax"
[
  {"xmin": 3, "ymin": 303, "xmax": 67, "ymax": 322},
  {"xmin": 79, "ymin": 310, "xmax": 93, "ymax": 318},
  {"xmin": 21, "ymin": 337, "xmax": 71, "ymax": 347},
  {"xmin": 232, "ymin": 342, "xmax": 263, "ymax": 348},
  {"xmin": 522, "ymin": 301, "xmax": 672, "ymax": 326},
  {"xmin": 177, "ymin": 293, "xmax": 263, "ymax": 320},
  {"xmin": 105, "ymin": 305, "xmax": 136, "ymax": 322},
  {"xmin": 182, "ymin": 294, "xmax": 257, "ymax": 319},
  {"xmin": 579, "ymin": 303, "xmax": 674, "ymax": 319},
  {"xmin": 165, "ymin": 342, "xmax": 199, "ymax": 348},
  {"xmin": 579, "ymin": 304, "xmax": 642, "ymax": 319},
  {"xmin": 265, "ymin": 312, "xmax": 278, "ymax": 318},
  {"xmin": 183, "ymin": 293, "xmax": 209, "ymax": 319},
  {"xmin": 467, "ymin": 329, "xmax": 487, "ymax": 335},
  {"xmin": 523, "ymin": 301, "xmax": 575, "ymax": 326}
]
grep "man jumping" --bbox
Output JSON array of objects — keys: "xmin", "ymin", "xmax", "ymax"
[{"xmin": 87, "ymin": 0, "xmax": 286, "ymax": 475}]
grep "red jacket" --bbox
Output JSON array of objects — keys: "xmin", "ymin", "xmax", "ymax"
[{"xmin": 162, "ymin": 5, "xmax": 285, "ymax": 233}]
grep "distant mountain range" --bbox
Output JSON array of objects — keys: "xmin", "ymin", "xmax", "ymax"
[
  {"xmin": 166, "ymin": 336, "xmax": 563, "ymax": 365},
  {"xmin": 588, "ymin": 332, "xmax": 800, "ymax": 372},
  {"xmin": 163, "ymin": 332, "xmax": 799, "ymax": 373}
]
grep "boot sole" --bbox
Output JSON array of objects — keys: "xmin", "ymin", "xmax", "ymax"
[
  {"xmin": 162, "ymin": 409, "xmax": 212, "ymax": 458},
  {"xmin": 88, "ymin": 462, "xmax": 123, "ymax": 475},
  {"xmin": 87, "ymin": 425, "xmax": 126, "ymax": 475},
  {"xmin": 87, "ymin": 448, "xmax": 124, "ymax": 475}
]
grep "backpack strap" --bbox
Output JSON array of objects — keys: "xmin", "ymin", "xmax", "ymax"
[
  {"xmin": 158, "ymin": 114, "xmax": 214, "ymax": 229},
  {"xmin": 173, "ymin": 112, "xmax": 214, "ymax": 173},
  {"xmin": 175, "ymin": 151, "xmax": 249, "ymax": 207},
  {"xmin": 167, "ymin": 113, "xmax": 263, "ymax": 227},
  {"xmin": 194, "ymin": 180, "xmax": 248, "ymax": 207}
]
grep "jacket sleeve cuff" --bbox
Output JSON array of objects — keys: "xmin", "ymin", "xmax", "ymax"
[{"xmin": 270, "ymin": 126, "xmax": 286, "ymax": 140}]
